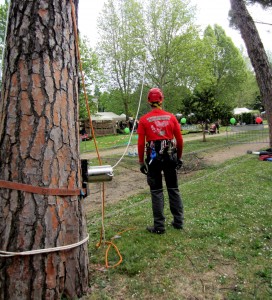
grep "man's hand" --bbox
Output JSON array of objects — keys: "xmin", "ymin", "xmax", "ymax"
[
  {"xmin": 176, "ymin": 159, "xmax": 183, "ymax": 170},
  {"xmin": 140, "ymin": 162, "xmax": 148, "ymax": 175}
]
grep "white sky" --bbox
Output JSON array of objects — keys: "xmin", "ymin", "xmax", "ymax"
[
  {"xmin": 0, "ymin": 0, "xmax": 271, "ymax": 51},
  {"xmin": 78, "ymin": 0, "xmax": 272, "ymax": 52}
]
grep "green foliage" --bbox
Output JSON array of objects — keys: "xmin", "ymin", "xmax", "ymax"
[
  {"xmin": 0, "ymin": 0, "xmax": 9, "ymax": 88},
  {"xmin": 202, "ymin": 25, "xmax": 249, "ymax": 107},
  {"xmin": 183, "ymin": 81, "xmax": 233, "ymax": 124},
  {"xmin": 0, "ymin": 0, "xmax": 8, "ymax": 56},
  {"xmin": 78, "ymin": 36, "xmax": 103, "ymax": 119},
  {"xmin": 143, "ymin": 0, "xmax": 199, "ymax": 89},
  {"xmin": 99, "ymin": 90, "xmax": 125, "ymax": 115},
  {"xmin": 235, "ymin": 67, "xmax": 260, "ymax": 109},
  {"xmin": 267, "ymin": 50, "xmax": 272, "ymax": 67},
  {"xmin": 234, "ymin": 111, "xmax": 263, "ymax": 125},
  {"xmin": 95, "ymin": 1, "xmax": 254, "ymax": 122},
  {"xmin": 240, "ymin": 112, "xmax": 253, "ymax": 124},
  {"xmin": 97, "ymin": 0, "xmax": 146, "ymax": 118}
]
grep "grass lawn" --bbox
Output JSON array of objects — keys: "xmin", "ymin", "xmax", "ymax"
[{"xmin": 84, "ymin": 153, "xmax": 272, "ymax": 299}]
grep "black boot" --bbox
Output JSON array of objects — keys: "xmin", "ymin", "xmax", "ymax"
[
  {"xmin": 146, "ymin": 226, "xmax": 165, "ymax": 234},
  {"xmin": 167, "ymin": 188, "xmax": 184, "ymax": 229}
]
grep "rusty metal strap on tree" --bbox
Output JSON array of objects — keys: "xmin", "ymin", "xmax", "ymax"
[{"xmin": 0, "ymin": 180, "xmax": 86, "ymax": 196}]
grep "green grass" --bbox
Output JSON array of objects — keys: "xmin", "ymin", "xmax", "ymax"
[
  {"xmin": 80, "ymin": 134, "xmax": 138, "ymax": 152},
  {"xmin": 83, "ymin": 154, "xmax": 272, "ymax": 299}
]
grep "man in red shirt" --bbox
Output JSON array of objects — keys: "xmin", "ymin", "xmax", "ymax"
[{"xmin": 137, "ymin": 88, "xmax": 184, "ymax": 234}]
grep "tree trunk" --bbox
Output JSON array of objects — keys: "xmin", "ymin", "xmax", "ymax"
[
  {"xmin": 230, "ymin": 0, "xmax": 272, "ymax": 147},
  {"xmin": 0, "ymin": 0, "xmax": 89, "ymax": 299}
]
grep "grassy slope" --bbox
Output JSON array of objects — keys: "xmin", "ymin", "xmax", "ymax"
[{"xmin": 84, "ymin": 151, "xmax": 272, "ymax": 299}]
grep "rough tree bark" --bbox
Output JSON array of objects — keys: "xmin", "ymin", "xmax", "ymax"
[
  {"xmin": 0, "ymin": 0, "xmax": 89, "ymax": 299},
  {"xmin": 230, "ymin": 0, "xmax": 272, "ymax": 147}
]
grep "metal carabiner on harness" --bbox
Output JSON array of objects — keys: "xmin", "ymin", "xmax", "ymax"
[{"xmin": 159, "ymin": 140, "xmax": 166, "ymax": 154}]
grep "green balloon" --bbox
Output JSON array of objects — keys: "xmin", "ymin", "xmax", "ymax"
[
  {"xmin": 230, "ymin": 117, "xmax": 236, "ymax": 125},
  {"xmin": 181, "ymin": 118, "xmax": 187, "ymax": 124},
  {"xmin": 124, "ymin": 127, "xmax": 130, "ymax": 134}
]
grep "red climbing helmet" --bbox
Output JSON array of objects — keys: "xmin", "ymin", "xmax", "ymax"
[{"xmin": 147, "ymin": 88, "xmax": 164, "ymax": 103}]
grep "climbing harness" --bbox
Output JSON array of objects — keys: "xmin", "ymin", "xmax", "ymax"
[{"xmin": 146, "ymin": 139, "xmax": 177, "ymax": 164}]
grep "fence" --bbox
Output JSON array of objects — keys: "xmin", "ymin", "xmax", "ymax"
[
  {"xmin": 226, "ymin": 124, "xmax": 269, "ymax": 145},
  {"xmin": 181, "ymin": 124, "xmax": 202, "ymax": 132}
]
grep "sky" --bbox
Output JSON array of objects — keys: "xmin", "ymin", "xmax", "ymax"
[
  {"xmin": 77, "ymin": 0, "xmax": 272, "ymax": 52},
  {"xmin": 0, "ymin": 0, "xmax": 271, "ymax": 51}
]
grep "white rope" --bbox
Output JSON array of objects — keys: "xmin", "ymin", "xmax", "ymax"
[
  {"xmin": 0, "ymin": 234, "xmax": 89, "ymax": 257},
  {"xmin": 112, "ymin": 54, "xmax": 147, "ymax": 169}
]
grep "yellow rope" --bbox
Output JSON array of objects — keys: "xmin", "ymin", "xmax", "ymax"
[{"xmin": 70, "ymin": 0, "xmax": 126, "ymax": 269}]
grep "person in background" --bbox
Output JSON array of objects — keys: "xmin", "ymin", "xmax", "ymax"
[
  {"xmin": 137, "ymin": 88, "xmax": 184, "ymax": 234},
  {"xmin": 215, "ymin": 120, "xmax": 220, "ymax": 134}
]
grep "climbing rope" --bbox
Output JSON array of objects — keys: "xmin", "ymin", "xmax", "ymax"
[
  {"xmin": 0, "ymin": 235, "xmax": 89, "ymax": 257},
  {"xmin": 112, "ymin": 54, "xmax": 147, "ymax": 169},
  {"xmin": 70, "ymin": 0, "xmax": 141, "ymax": 268}
]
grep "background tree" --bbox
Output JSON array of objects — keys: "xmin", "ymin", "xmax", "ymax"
[
  {"xmin": 97, "ymin": 0, "xmax": 145, "ymax": 119},
  {"xmin": 201, "ymin": 25, "xmax": 248, "ymax": 108},
  {"xmin": 234, "ymin": 52, "xmax": 260, "ymax": 108},
  {"xmin": 0, "ymin": 0, "xmax": 9, "ymax": 89},
  {"xmin": 99, "ymin": 89, "xmax": 125, "ymax": 114},
  {"xmin": 0, "ymin": 0, "xmax": 89, "ymax": 298},
  {"xmin": 230, "ymin": 0, "xmax": 272, "ymax": 147},
  {"xmin": 267, "ymin": 50, "xmax": 272, "ymax": 68},
  {"xmin": 184, "ymin": 80, "xmax": 233, "ymax": 141},
  {"xmin": 142, "ymin": 0, "xmax": 199, "ymax": 111},
  {"xmin": 78, "ymin": 35, "xmax": 102, "ymax": 119}
]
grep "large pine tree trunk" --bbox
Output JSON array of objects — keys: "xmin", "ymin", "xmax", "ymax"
[
  {"xmin": 0, "ymin": 0, "xmax": 89, "ymax": 299},
  {"xmin": 230, "ymin": 0, "xmax": 272, "ymax": 147}
]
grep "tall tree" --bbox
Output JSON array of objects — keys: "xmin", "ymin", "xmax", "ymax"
[
  {"xmin": 143, "ymin": 0, "xmax": 198, "ymax": 96},
  {"xmin": 97, "ymin": 0, "xmax": 145, "ymax": 119},
  {"xmin": 0, "ymin": 0, "xmax": 89, "ymax": 298},
  {"xmin": 0, "ymin": 0, "xmax": 9, "ymax": 88},
  {"xmin": 78, "ymin": 35, "xmax": 102, "ymax": 119},
  {"xmin": 230, "ymin": 0, "xmax": 272, "ymax": 146},
  {"xmin": 202, "ymin": 24, "xmax": 248, "ymax": 107}
]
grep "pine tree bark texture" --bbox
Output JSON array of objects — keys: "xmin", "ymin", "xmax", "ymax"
[
  {"xmin": 230, "ymin": 0, "xmax": 272, "ymax": 147},
  {"xmin": 0, "ymin": 0, "xmax": 89, "ymax": 299}
]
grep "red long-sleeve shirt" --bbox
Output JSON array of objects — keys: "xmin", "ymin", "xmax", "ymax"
[{"xmin": 137, "ymin": 108, "xmax": 183, "ymax": 163}]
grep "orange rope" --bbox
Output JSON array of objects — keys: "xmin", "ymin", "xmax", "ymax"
[
  {"xmin": 96, "ymin": 227, "xmax": 136, "ymax": 268},
  {"xmin": 70, "ymin": 0, "xmax": 123, "ymax": 269},
  {"xmin": 105, "ymin": 241, "xmax": 123, "ymax": 268}
]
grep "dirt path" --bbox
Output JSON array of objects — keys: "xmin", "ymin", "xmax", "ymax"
[{"xmin": 81, "ymin": 137, "xmax": 269, "ymax": 214}]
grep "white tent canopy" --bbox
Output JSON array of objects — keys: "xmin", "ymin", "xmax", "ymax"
[
  {"xmin": 233, "ymin": 107, "xmax": 252, "ymax": 115},
  {"xmin": 91, "ymin": 112, "xmax": 126, "ymax": 121}
]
